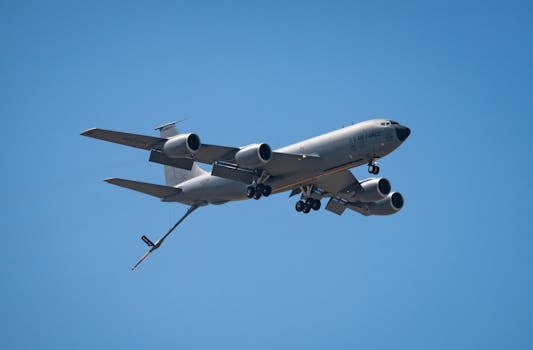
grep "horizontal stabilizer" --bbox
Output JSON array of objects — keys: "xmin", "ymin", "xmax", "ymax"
[
  {"xmin": 149, "ymin": 150, "xmax": 194, "ymax": 170},
  {"xmin": 105, "ymin": 178, "xmax": 182, "ymax": 198},
  {"xmin": 81, "ymin": 128, "xmax": 165, "ymax": 150}
]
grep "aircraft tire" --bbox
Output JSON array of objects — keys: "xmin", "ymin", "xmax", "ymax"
[
  {"xmin": 311, "ymin": 199, "xmax": 321, "ymax": 211},
  {"xmin": 262, "ymin": 185, "xmax": 272, "ymax": 197},
  {"xmin": 295, "ymin": 200, "xmax": 305, "ymax": 212},
  {"xmin": 246, "ymin": 186, "xmax": 255, "ymax": 198}
]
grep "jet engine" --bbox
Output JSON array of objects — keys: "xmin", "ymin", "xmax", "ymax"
[
  {"xmin": 356, "ymin": 178, "xmax": 391, "ymax": 202},
  {"xmin": 234, "ymin": 143, "xmax": 272, "ymax": 168},
  {"xmin": 364, "ymin": 192, "xmax": 404, "ymax": 215},
  {"xmin": 162, "ymin": 133, "xmax": 201, "ymax": 158}
]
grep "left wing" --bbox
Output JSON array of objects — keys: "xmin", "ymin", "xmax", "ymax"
[
  {"xmin": 81, "ymin": 128, "xmax": 165, "ymax": 150},
  {"xmin": 266, "ymin": 152, "xmax": 321, "ymax": 176},
  {"xmin": 193, "ymin": 145, "xmax": 320, "ymax": 175},
  {"xmin": 82, "ymin": 127, "xmax": 321, "ymax": 181},
  {"xmin": 194, "ymin": 144, "xmax": 239, "ymax": 164},
  {"xmin": 210, "ymin": 151, "xmax": 321, "ymax": 184}
]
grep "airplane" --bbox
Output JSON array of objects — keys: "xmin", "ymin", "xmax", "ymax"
[{"xmin": 81, "ymin": 119, "xmax": 410, "ymax": 269}]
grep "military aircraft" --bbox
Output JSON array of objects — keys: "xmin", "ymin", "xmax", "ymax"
[{"xmin": 81, "ymin": 119, "xmax": 410, "ymax": 269}]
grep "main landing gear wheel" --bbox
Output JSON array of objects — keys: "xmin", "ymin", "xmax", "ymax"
[
  {"xmin": 247, "ymin": 184, "xmax": 272, "ymax": 200},
  {"xmin": 295, "ymin": 199, "xmax": 321, "ymax": 213},
  {"xmin": 262, "ymin": 185, "xmax": 272, "ymax": 197},
  {"xmin": 246, "ymin": 186, "xmax": 255, "ymax": 198}
]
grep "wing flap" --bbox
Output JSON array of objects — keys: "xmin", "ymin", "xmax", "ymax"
[
  {"xmin": 314, "ymin": 170, "xmax": 362, "ymax": 198},
  {"xmin": 149, "ymin": 150, "xmax": 194, "ymax": 170},
  {"xmin": 211, "ymin": 162, "xmax": 255, "ymax": 183},
  {"xmin": 81, "ymin": 128, "xmax": 165, "ymax": 150},
  {"xmin": 265, "ymin": 152, "xmax": 321, "ymax": 176},
  {"xmin": 325, "ymin": 197, "xmax": 347, "ymax": 215},
  {"xmin": 194, "ymin": 144, "xmax": 239, "ymax": 164},
  {"xmin": 105, "ymin": 178, "xmax": 182, "ymax": 198}
]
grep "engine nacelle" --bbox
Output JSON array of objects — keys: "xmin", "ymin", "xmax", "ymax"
[
  {"xmin": 357, "ymin": 178, "xmax": 391, "ymax": 202},
  {"xmin": 365, "ymin": 192, "xmax": 404, "ymax": 215},
  {"xmin": 162, "ymin": 133, "xmax": 201, "ymax": 158},
  {"xmin": 234, "ymin": 143, "xmax": 272, "ymax": 168}
]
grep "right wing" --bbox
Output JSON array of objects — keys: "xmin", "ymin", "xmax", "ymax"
[
  {"xmin": 314, "ymin": 170, "xmax": 362, "ymax": 199},
  {"xmin": 312, "ymin": 170, "xmax": 362, "ymax": 216}
]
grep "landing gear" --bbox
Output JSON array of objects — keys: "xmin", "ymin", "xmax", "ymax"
[
  {"xmin": 293, "ymin": 184, "xmax": 322, "ymax": 214},
  {"xmin": 246, "ymin": 184, "xmax": 272, "ymax": 200},
  {"xmin": 246, "ymin": 186, "xmax": 255, "ymax": 198},
  {"xmin": 295, "ymin": 198, "xmax": 321, "ymax": 214},
  {"xmin": 262, "ymin": 185, "xmax": 272, "ymax": 197},
  {"xmin": 368, "ymin": 160, "xmax": 380, "ymax": 175}
]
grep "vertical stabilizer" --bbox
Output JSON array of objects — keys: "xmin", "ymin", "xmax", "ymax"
[{"xmin": 156, "ymin": 122, "xmax": 206, "ymax": 186}]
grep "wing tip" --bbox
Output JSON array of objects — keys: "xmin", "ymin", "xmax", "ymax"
[
  {"xmin": 103, "ymin": 178, "xmax": 121, "ymax": 185},
  {"xmin": 80, "ymin": 128, "xmax": 98, "ymax": 136}
]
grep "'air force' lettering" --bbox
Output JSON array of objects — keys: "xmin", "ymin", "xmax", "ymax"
[{"xmin": 81, "ymin": 118, "xmax": 411, "ymax": 270}]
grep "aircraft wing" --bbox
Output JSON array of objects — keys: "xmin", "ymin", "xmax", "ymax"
[
  {"xmin": 210, "ymin": 150, "xmax": 321, "ymax": 184},
  {"xmin": 312, "ymin": 170, "xmax": 364, "ymax": 215},
  {"xmin": 194, "ymin": 144, "xmax": 239, "ymax": 163},
  {"xmin": 266, "ymin": 152, "xmax": 321, "ymax": 176},
  {"xmin": 81, "ymin": 127, "xmax": 321, "ymax": 180},
  {"xmin": 81, "ymin": 128, "xmax": 166, "ymax": 150},
  {"xmin": 314, "ymin": 170, "xmax": 362, "ymax": 199},
  {"xmin": 192, "ymin": 145, "xmax": 319, "ymax": 172}
]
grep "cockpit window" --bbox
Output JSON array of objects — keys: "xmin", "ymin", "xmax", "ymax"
[{"xmin": 380, "ymin": 120, "xmax": 400, "ymax": 126}]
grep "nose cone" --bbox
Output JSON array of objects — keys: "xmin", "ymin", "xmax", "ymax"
[{"xmin": 395, "ymin": 125, "xmax": 411, "ymax": 142}]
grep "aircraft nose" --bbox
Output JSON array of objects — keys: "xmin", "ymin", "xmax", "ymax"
[{"xmin": 395, "ymin": 125, "xmax": 411, "ymax": 142}]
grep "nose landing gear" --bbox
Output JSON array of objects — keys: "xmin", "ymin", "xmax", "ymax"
[{"xmin": 368, "ymin": 160, "xmax": 380, "ymax": 175}]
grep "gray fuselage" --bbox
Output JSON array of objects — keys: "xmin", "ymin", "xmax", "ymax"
[{"xmin": 172, "ymin": 119, "xmax": 407, "ymax": 206}]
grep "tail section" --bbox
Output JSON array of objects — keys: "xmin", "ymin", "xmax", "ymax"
[{"xmin": 156, "ymin": 122, "xmax": 206, "ymax": 186}]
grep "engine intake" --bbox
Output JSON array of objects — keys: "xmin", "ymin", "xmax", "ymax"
[
  {"xmin": 162, "ymin": 133, "xmax": 201, "ymax": 158},
  {"xmin": 365, "ymin": 192, "xmax": 404, "ymax": 215},
  {"xmin": 357, "ymin": 178, "xmax": 391, "ymax": 202},
  {"xmin": 234, "ymin": 143, "xmax": 272, "ymax": 168}
]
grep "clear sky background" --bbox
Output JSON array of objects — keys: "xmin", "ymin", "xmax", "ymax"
[{"xmin": 1, "ymin": 1, "xmax": 532, "ymax": 349}]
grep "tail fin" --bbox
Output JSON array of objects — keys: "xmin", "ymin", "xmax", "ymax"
[{"xmin": 156, "ymin": 122, "xmax": 206, "ymax": 186}]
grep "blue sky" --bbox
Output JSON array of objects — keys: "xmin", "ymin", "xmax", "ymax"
[{"xmin": 1, "ymin": 1, "xmax": 532, "ymax": 349}]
